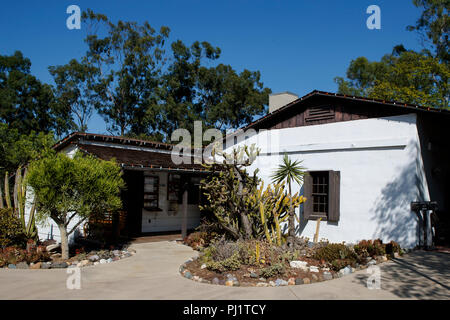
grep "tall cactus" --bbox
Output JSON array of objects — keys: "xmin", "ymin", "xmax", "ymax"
[
  {"xmin": 0, "ymin": 180, "xmax": 4, "ymax": 209},
  {"xmin": 251, "ymin": 181, "xmax": 306, "ymax": 245},
  {"xmin": 4, "ymin": 172, "xmax": 11, "ymax": 208},
  {"xmin": 2, "ymin": 168, "xmax": 37, "ymax": 239}
]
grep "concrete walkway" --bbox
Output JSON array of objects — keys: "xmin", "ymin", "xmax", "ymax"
[{"xmin": 0, "ymin": 241, "xmax": 448, "ymax": 300}]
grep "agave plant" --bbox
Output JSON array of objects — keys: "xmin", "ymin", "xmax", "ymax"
[{"xmin": 271, "ymin": 153, "xmax": 307, "ymax": 248}]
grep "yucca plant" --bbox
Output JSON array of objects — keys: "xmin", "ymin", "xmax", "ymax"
[{"xmin": 271, "ymin": 153, "xmax": 307, "ymax": 248}]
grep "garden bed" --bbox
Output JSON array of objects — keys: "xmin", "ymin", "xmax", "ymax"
[
  {"xmin": 179, "ymin": 235, "xmax": 404, "ymax": 287},
  {"xmin": 1, "ymin": 239, "xmax": 136, "ymax": 270}
]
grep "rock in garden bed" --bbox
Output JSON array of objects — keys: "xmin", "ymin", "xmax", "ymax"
[
  {"xmin": 1, "ymin": 244, "xmax": 136, "ymax": 270},
  {"xmin": 178, "ymin": 238, "xmax": 406, "ymax": 287},
  {"xmin": 179, "ymin": 257, "xmax": 334, "ymax": 287}
]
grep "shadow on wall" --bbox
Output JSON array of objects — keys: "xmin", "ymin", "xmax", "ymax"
[
  {"xmin": 371, "ymin": 143, "xmax": 427, "ymax": 248},
  {"xmin": 353, "ymin": 251, "xmax": 450, "ymax": 299}
]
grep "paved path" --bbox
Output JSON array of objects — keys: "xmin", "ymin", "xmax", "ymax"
[{"xmin": 0, "ymin": 241, "xmax": 448, "ymax": 300}]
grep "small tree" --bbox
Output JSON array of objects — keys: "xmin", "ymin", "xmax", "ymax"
[
  {"xmin": 27, "ymin": 152, "xmax": 125, "ymax": 259},
  {"xmin": 271, "ymin": 153, "xmax": 307, "ymax": 248}
]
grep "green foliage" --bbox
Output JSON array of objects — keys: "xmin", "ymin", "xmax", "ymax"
[
  {"xmin": 407, "ymin": 0, "xmax": 449, "ymax": 63},
  {"xmin": 271, "ymin": 153, "xmax": 307, "ymax": 188},
  {"xmin": 81, "ymin": 9, "xmax": 170, "ymax": 136},
  {"xmin": 259, "ymin": 263, "xmax": 285, "ymax": 278},
  {"xmin": 158, "ymin": 40, "xmax": 271, "ymax": 140},
  {"xmin": 271, "ymin": 153, "xmax": 307, "ymax": 247},
  {"xmin": 205, "ymin": 252, "xmax": 242, "ymax": 273},
  {"xmin": 79, "ymin": 10, "xmax": 270, "ymax": 139},
  {"xmin": 0, "ymin": 208, "xmax": 26, "ymax": 248},
  {"xmin": 201, "ymin": 238, "xmax": 242, "ymax": 272},
  {"xmin": 249, "ymin": 181, "xmax": 306, "ymax": 245},
  {"xmin": 0, "ymin": 124, "xmax": 55, "ymax": 178},
  {"xmin": 0, "ymin": 51, "xmax": 70, "ymax": 136},
  {"xmin": 27, "ymin": 151, "xmax": 125, "ymax": 259},
  {"xmin": 335, "ymin": 1, "xmax": 449, "ymax": 109},
  {"xmin": 49, "ymin": 59, "xmax": 100, "ymax": 132},
  {"xmin": 335, "ymin": 49, "xmax": 449, "ymax": 109},
  {"xmin": 313, "ymin": 243, "xmax": 357, "ymax": 263},
  {"xmin": 28, "ymin": 152, "xmax": 125, "ymax": 223},
  {"xmin": 0, "ymin": 167, "xmax": 38, "ymax": 241}
]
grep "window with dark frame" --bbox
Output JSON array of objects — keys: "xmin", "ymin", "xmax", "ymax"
[
  {"xmin": 143, "ymin": 173, "xmax": 159, "ymax": 210},
  {"xmin": 167, "ymin": 173, "xmax": 182, "ymax": 203},
  {"xmin": 303, "ymin": 170, "xmax": 340, "ymax": 222},
  {"xmin": 312, "ymin": 172, "xmax": 329, "ymax": 218}
]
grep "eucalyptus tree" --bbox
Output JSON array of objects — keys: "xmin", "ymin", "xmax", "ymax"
[
  {"xmin": 49, "ymin": 59, "xmax": 100, "ymax": 132},
  {"xmin": 81, "ymin": 9, "xmax": 170, "ymax": 136}
]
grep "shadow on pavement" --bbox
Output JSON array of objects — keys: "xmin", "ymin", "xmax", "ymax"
[{"xmin": 354, "ymin": 250, "xmax": 450, "ymax": 299}]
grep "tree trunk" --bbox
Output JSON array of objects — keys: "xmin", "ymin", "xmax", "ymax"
[
  {"xmin": 58, "ymin": 224, "xmax": 70, "ymax": 260},
  {"xmin": 240, "ymin": 211, "xmax": 253, "ymax": 239}
]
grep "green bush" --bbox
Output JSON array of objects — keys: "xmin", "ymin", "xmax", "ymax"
[
  {"xmin": 205, "ymin": 252, "xmax": 241, "ymax": 273},
  {"xmin": 260, "ymin": 263, "xmax": 285, "ymax": 278},
  {"xmin": 313, "ymin": 243, "xmax": 356, "ymax": 262},
  {"xmin": 0, "ymin": 209, "xmax": 26, "ymax": 248}
]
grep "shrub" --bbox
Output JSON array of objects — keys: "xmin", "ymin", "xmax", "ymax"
[
  {"xmin": 260, "ymin": 263, "xmax": 285, "ymax": 278},
  {"xmin": 0, "ymin": 246, "xmax": 50, "ymax": 267},
  {"xmin": 354, "ymin": 239, "xmax": 386, "ymax": 258},
  {"xmin": 313, "ymin": 243, "xmax": 356, "ymax": 262},
  {"xmin": 0, "ymin": 209, "xmax": 26, "ymax": 248},
  {"xmin": 205, "ymin": 252, "xmax": 242, "ymax": 273},
  {"xmin": 385, "ymin": 240, "xmax": 402, "ymax": 255},
  {"xmin": 184, "ymin": 231, "xmax": 216, "ymax": 250}
]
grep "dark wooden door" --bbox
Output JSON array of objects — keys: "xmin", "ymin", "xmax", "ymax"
[{"xmin": 122, "ymin": 170, "xmax": 144, "ymax": 237}]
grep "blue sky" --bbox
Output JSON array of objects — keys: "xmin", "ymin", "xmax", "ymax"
[{"xmin": 0, "ymin": 0, "xmax": 423, "ymax": 134}]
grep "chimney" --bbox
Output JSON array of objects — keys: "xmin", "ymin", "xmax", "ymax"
[{"xmin": 269, "ymin": 92, "xmax": 298, "ymax": 113}]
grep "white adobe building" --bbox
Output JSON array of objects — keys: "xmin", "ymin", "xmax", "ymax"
[{"xmin": 220, "ymin": 90, "xmax": 449, "ymax": 248}]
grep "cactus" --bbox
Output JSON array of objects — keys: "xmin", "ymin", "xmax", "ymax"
[
  {"xmin": 251, "ymin": 181, "xmax": 306, "ymax": 245},
  {"xmin": 0, "ymin": 180, "xmax": 3, "ymax": 209},
  {"xmin": 255, "ymin": 241, "xmax": 260, "ymax": 265},
  {"xmin": 2, "ymin": 169, "xmax": 37, "ymax": 240},
  {"xmin": 4, "ymin": 172, "xmax": 11, "ymax": 209}
]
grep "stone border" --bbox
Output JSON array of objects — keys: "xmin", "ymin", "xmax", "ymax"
[
  {"xmin": 179, "ymin": 252, "xmax": 402, "ymax": 287},
  {"xmin": 2, "ymin": 248, "xmax": 136, "ymax": 270}
]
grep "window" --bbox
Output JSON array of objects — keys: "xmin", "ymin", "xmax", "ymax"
[
  {"xmin": 167, "ymin": 174, "xmax": 182, "ymax": 203},
  {"xmin": 143, "ymin": 173, "xmax": 159, "ymax": 210},
  {"xmin": 167, "ymin": 174, "xmax": 202, "ymax": 205},
  {"xmin": 303, "ymin": 171, "xmax": 340, "ymax": 222}
]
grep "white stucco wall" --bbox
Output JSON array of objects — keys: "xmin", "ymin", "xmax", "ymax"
[
  {"xmin": 222, "ymin": 113, "xmax": 429, "ymax": 248},
  {"xmin": 141, "ymin": 171, "xmax": 201, "ymax": 233}
]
